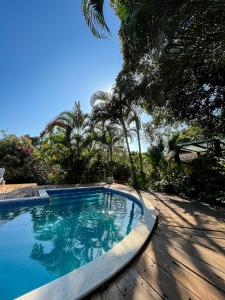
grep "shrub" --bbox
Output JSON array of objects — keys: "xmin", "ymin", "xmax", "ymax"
[
  {"xmin": 113, "ymin": 164, "xmax": 131, "ymax": 182},
  {"xmin": 0, "ymin": 135, "xmax": 50, "ymax": 184}
]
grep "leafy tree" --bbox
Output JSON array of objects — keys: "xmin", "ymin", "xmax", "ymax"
[
  {"xmin": 82, "ymin": 0, "xmax": 225, "ymax": 134},
  {"xmin": 38, "ymin": 133, "xmax": 68, "ymax": 183},
  {"xmin": 0, "ymin": 134, "xmax": 49, "ymax": 184}
]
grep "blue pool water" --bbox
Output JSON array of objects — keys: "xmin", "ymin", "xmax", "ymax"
[{"xmin": 0, "ymin": 188, "xmax": 142, "ymax": 300}]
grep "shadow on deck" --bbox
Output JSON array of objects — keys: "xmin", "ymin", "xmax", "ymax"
[{"xmin": 88, "ymin": 186, "xmax": 225, "ymax": 300}]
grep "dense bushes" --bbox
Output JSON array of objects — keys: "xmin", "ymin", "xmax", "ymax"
[
  {"xmin": 113, "ymin": 164, "xmax": 131, "ymax": 182},
  {"xmin": 0, "ymin": 135, "xmax": 50, "ymax": 184},
  {"xmin": 143, "ymin": 144, "xmax": 225, "ymax": 206},
  {"xmin": 1, "ymin": 130, "xmax": 224, "ymax": 207},
  {"xmin": 187, "ymin": 157, "xmax": 225, "ymax": 205}
]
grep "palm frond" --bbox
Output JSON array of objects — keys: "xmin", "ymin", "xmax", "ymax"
[
  {"xmin": 82, "ymin": 0, "xmax": 111, "ymax": 39},
  {"xmin": 127, "ymin": 114, "xmax": 136, "ymax": 126},
  {"xmin": 57, "ymin": 112, "xmax": 74, "ymax": 125},
  {"xmin": 91, "ymin": 90, "xmax": 112, "ymax": 106}
]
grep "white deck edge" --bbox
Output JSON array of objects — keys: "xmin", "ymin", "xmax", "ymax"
[{"xmin": 6, "ymin": 186, "xmax": 157, "ymax": 300}]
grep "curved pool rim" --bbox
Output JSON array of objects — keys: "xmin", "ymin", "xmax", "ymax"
[{"xmin": 11, "ymin": 185, "xmax": 157, "ymax": 300}]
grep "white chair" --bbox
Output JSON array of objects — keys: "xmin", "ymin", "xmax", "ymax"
[{"xmin": 0, "ymin": 168, "xmax": 5, "ymax": 185}]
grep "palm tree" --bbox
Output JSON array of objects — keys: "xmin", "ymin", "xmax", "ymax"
[
  {"xmin": 43, "ymin": 101, "xmax": 89, "ymax": 147},
  {"xmin": 128, "ymin": 105, "xmax": 144, "ymax": 175},
  {"xmin": 91, "ymin": 89, "xmax": 137, "ymax": 184},
  {"xmin": 42, "ymin": 101, "xmax": 93, "ymax": 182},
  {"xmin": 94, "ymin": 121, "xmax": 124, "ymax": 177},
  {"xmin": 116, "ymin": 69, "xmax": 145, "ymax": 177}
]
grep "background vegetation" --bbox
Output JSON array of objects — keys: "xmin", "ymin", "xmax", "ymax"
[
  {"xmin": 1, "ymin": 1, "xmax": 225, "ymax": 206},
  {"xmin": 1, "ymin": 100, "xmax": 224, "ymax": 206}
]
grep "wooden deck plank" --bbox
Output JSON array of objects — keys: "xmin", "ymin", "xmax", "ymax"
[
  {"xmin": 148, "ymin": 234, "xmax": 225, "ymax": 291},
  {"xmin": 158, "ymin": 225, "xmax": 225, "ymax": 239},
  {"xmin": 155, "ymin": 231, "xmax": 225, "ymax": 274},
  {"xmin": 157, "ymin": 223, "xmax": 225, "ymax": 238},
  {"xmin": 99, "ymin": 283, "xmax": 124, "ymax": 300},
  {"xmin": 157, "ymin": 229, "xmax": 225, "ymax": 251},
  {"xmin": 145, "ymin": 192, "xmax": 225, "ymax": 221},
  {"xmin": 158, "ymin": 205, "xmax": 225, "ymax": 222},
  {"xmin": 88, "ymin": 292, "xmax": 102, "ymax": 300},
  {"xmin": 144, "ymin": 236, "xmax": 225, "ymax": 300},
  {"xmin": 156, "ymin": 207, "xmax": 225, "ymax": 225},
  {"xmin": 135, "ymin": 254, "xmax": 200, "ymax": 299},
  {"xmin": 115, "ymin": 269, "xmax": 162, "ymax": 300},
  {"xmin": 157, "ymin": 215, "xmax": 225, "ymax": 231},
  {"xmin": 153, "ymin": 204, "xmax": 225, "ymax": 230}
]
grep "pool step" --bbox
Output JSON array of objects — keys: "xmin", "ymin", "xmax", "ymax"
[
  {"xmin": 46, "ymin": 188, "xmax": 104, "ymax": 197},
  {"xmin": 49, "ymin": 193, "xmax": 106, "ymax": 206}
]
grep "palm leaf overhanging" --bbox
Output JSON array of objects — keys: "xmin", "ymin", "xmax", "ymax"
[{"xmin": 82, "ymin": 0, "xmax": 110, "ymax": 38}]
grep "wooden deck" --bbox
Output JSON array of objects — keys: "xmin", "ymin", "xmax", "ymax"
[
  {"xmin": 88, "ymin": 185, "xmax": 225, "ymax": 300},
  {"xmin": 0, "ymin": 183, "xmax": 37, "ymax": 199}
]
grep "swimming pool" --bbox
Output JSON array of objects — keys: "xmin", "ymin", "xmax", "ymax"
[{"xmin": 0, "ymin": 187, "xmax": 146, "ymax": 300}]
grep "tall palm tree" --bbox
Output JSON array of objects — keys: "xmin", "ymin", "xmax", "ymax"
[
  {"xmin": 91, "ymin": 89, "xmax": 137, "ymax": 184},
  {"xmin": 94, "ymin": 121, "xmax": 124, "ymax": 176},
  {"xmin": 128, "ymin": 105, "xmax": 144, "ymax": 175},
  {"xmin": 42, "ymin": 101, "xmax": 93, "ymax": 182},
  {"xmin": 116, "ymin": 69, "xmax": 145, "ymax": 176}
]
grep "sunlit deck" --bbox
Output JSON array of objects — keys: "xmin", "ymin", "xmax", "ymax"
[{"xmin": 88, "ymin": 184, "xmax": 225, "ymax": 300}]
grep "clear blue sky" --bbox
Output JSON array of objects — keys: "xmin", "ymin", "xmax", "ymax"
[
  {"xmin": 0, "ymin": 1, "xmax": 122, "ymax": 132},
  {"xmin": 0, "ymin": 0, "xmax": 149, "ymax": 151}
]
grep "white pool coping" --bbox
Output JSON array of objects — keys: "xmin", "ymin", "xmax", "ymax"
[{"xmin": 4, "ymin": 185, "xmax": 157, "ymax": 300}]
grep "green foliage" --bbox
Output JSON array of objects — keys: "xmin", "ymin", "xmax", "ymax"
[
  {"xmin": 113, "ymin": 165, "xmax": 130, "ymax": 182},
  {"xmin": 0, "ymin": 135, "xmax": 50, "ymax": 184},
  {"xmin": 83, "ymin": 0, "xmax": 225, "ymax": 134},
  {"xmin": 113, "ymin": 151, "xmax": 131, "ymax": 182},
  {"xmin": 118, "ymin": 1, "xmax": 225, "ymax": 134},
  {"xmin": 80, "ymin": 0, "xmax": 225, "ymax": 206},
  {"xmin": 188, "ymin": 156, "xmax": 225, "ymax": 205},
  {"xmin": 91, "ymin": 88, "xmax": 139, "ymax": 184},
  {"xmin": 144, "ymin": 137, "xmax": 225, "ymax": 206},
  {"xmin": 38, "ymin": 134, "xmax": 68, "ymax": 184},
  {"xmin": 146, "ymin": 140, "xmax": 164, "ymax": 167},
  {"xmin": 42, "ymin": 101, "xmax": 97, "ymax": 183},
  {"xmin": 178, "ymin": 125, "xmax": 207, "ymax": 143}
]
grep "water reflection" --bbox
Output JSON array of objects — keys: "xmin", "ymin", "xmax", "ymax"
[
  {"xmin": 0, "ymin": 191, "xmax": 142, "ymax": 279},
  {"xmin": 0, "ymin": 206, "xmax": 29, "ymax": 224}
]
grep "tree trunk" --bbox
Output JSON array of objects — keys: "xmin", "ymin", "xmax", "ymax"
[
  {"xmin": 109, "ymin": 144, "xmax": 113, "ymax": 176},
  {"xmin": 107, "ymin": 148, "xmax": 110, "ymax": 176},
  {"xmin": 136, "ymin": 125, "xmax": 143, "ymax": 175},
  {"xmin": 121, "ymin": 119, "xmax": 137, "ymax": 185},
  {"xmin": 109, "ymin": 144, "xmax": 113, "ymax": 163}
]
